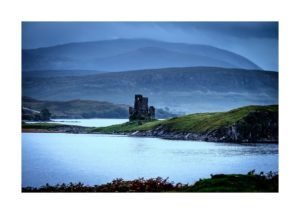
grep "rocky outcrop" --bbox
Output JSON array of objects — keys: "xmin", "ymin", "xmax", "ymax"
[
  {"xmin": 208, "ymin": 110, "xmax": 278, "ymax": 143},
  {"xmin": 129, "ymin": 110, "xmax": 278, "ymax": 143}
]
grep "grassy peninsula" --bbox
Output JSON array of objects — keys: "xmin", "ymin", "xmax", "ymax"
[
  {"xmin": 22, "ymin": 105, "xmax": 278, "ymax": 143},
  {"xmin": 91, "ymin": 105, "xmax": 278, "ymax": 143}
]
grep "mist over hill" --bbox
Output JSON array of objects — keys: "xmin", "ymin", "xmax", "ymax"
[
  {"xmin": 22, "ymin": 66, "xmax": 278, "ymax": 113},
  {"xmin": 22, "ymin": 38, "xmax": 261, "ymax": 72},
  {"xmin": 22, "ymin": 97, "xmax": 177, "ymax": 119}
]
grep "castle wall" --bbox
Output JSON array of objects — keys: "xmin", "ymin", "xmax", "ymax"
[{"xmin": 129, "ymin": 94, "xmax": 155, "ymax": 121}]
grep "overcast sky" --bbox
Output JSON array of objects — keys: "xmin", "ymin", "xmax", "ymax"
[{"xmin": 22, "ymin": 22, "xmax": 278, "ymax": 71}]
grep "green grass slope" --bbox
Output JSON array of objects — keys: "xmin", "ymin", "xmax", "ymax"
[
  {"xmin": 92, "ymin": 105, "xmax": 278, "ymax": 133},
  {"xmin": 182, "ymin": 172, "xmax": 278, "ymax": 192}
]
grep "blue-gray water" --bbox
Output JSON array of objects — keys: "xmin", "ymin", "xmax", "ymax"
[
  {"xmin": 26, "ymin": 118, "xmax": 129, "ymax": 127},
  {"xmin": 22, "ymin": 133, "xmax": 278, "ymax": 187}
]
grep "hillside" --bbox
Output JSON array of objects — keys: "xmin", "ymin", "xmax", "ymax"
[
  {"xmin": 22, "ymin": 97, "xmax": 176, "ymax": 119},
  {"xmin": 23, "ymin": 66, "xmax": 278, "ymax": 113},
  {"xmin": 92, "ymin": 105, "xmax": 278, "ymax": 143},
  {"xmin": 22, "ymin": 38, "xmax": 261, "ymax": 72}
]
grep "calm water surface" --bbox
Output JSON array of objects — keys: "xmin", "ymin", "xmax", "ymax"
[
  {"xmin": 26, "ymin": 118, "xmax": 129, "ymax": 127},
  {"xmin": 22, "ymin": 132, "xmax": 278, "ymax": 187}
]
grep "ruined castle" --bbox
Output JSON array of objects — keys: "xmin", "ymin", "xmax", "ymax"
[{"xmin": 129, "ymin": 94, "xmax": 155, "ymax": 121}]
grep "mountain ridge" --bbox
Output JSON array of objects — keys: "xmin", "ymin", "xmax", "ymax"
[
  {"xmin": 23, "ymin": 66, "xmax": 278, "ymax": 113},
  {"xmin": 22, "ymin": 38, "xmax": 261, "ymax": 72}
]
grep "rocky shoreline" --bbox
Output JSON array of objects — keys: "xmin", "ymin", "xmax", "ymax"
[
  {"xmin": 22, "ymin": 124, "xmax": 90, "ymax": 134},
  {"xmin": 127, "ymin": 116, "xmax": 278, "ymax": 143},
  {"xmin": 22, "ymin": 123, "xmax": 278, "ymax": 143},
  {"xmin": 92, "ymin": 127, "xmax": 278, "ymax": 144},
  {"xmin": 127, "ymin": 130, "xmax": 278, "ymax": 143}
]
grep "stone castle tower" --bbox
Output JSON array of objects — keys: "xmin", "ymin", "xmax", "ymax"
[{"xmin": 129, "ymin": 94, "xmax": 155, "ymax": 121}]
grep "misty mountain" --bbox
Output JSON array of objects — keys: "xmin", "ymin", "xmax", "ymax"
[
  {"xmin": 23, "ymin": 69, "xmax": 106, "ymax": 78},
  {"xmin": 22, "ymin": 38, "xmax": 261, "ymax": 73},
  {"xmin": 22, "ymin": 66, "xmax": 278, "ymax": 113}
]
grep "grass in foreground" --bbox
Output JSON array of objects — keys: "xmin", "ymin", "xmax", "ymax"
[{"xmin": 22, "ymin": 171, "xmax": 278, "ymax": 192}]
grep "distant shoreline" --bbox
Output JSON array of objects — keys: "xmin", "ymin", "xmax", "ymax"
[
  {"xmin": 22, "ymin": 124, "xmax": 278, "ymax": 144},
  {"xmin": 22, "ymin": 104, "xmax": 278, "ymax": 144}
]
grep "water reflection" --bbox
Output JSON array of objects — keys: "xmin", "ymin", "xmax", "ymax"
[{"xmin": 22, "ymin": 133, "xmax": 278, "ymax": 187}]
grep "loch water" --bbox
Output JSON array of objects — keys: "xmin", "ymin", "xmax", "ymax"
[{"xmin": 22, "ymin": 120, "xmax": 278, "ymax": 187}]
